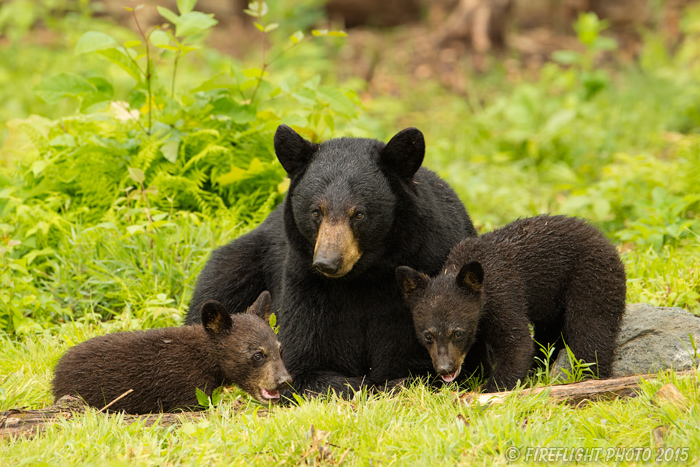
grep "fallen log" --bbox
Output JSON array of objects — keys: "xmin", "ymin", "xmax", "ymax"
[
  {"xmin": 457, "ymin": 369, "xmax": 697, "ymax": 407},
  {"xmin": 0, "ymin": 395, "xmax": 266, "ymax": 440}
]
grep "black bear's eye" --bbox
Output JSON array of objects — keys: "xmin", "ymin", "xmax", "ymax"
[
  {"xmin": 354, "ymin": 211, "xmax": 365, "ymax": 220},
  {"xmin": 311, "ymin": 209, "xmax": 321, "ymax": 219},
  {"xmin": 423, "ymin": 332, "xmax": 433, "ymax": 343},
  {"xmin": 453, "ymin": 330, "xmax": 463, "ymax": 339},
  {"xmin": 253, "ymin": 352, "xmax": 264, "ymax": 362}
]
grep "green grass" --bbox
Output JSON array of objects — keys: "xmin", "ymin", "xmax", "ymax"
[{"xmin": 2, "ymin": 328, "xmax": 699, "ymax": 466}]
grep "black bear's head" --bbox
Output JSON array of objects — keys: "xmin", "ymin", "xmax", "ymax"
[
  {"xmin": 274, "ymin": 125, "xmax": 425, "ymax": 278},
  {"xmin": 201, "ymin": 292, "xmax": 291, "ymax": 404},
  {"xmin": 396, "ymin": 262, "xmax": 484, "ymax": 383}
]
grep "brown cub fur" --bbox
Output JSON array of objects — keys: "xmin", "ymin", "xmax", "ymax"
[
  {"xmin": 52, "ymin": 292, "xmax": 291, "ymax": 414},
  {"xmin": 397, "ymin": 215, "xmax": 627, "ymax": 392}
]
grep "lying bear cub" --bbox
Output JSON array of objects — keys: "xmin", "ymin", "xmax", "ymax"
[
  {"xmin": 52, "ymin": 292, "xmax": 290, "ymax": 414},
  {"xmin": 396, "ymin": 215, "xmax": 627, "ymax": 392}
]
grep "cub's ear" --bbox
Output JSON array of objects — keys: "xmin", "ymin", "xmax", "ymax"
[
  {"xmin": 274, "ymin": 125, "xmax": 318, "ymax": 176},
  {"xmin": 379, "ymin": 127, "xmax": 425, "ymax": 180},
  {"xmin": 201, "ymin": 300, "xmax": 233, "ymax": 337},
  {"xmin": 396, "ymin": 266, "xmax": 430, "ymax": 303},
  {"xmin": 456, "ymin": 261, "xmax": 484, "ymax": 294},
  {"xmin": 246, "ymin": 291, "xmax": 273, "ymax": 324}
]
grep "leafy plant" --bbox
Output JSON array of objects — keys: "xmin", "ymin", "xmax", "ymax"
[
  {"xmin": 552, "ymin": 12, "xmax": 618, "ymax": 100},
  {"xmin": 530, "ymin": 340, "xmax": 558, "ymax": 386},
  {"xmin": 557, "ymin": 340, "xmax": 598, "ymax": 384},
  {"xmin": 17, "ymin": 0, "xmax": 357, "ymax": 223},
  {"xmin": 616, "ymin": 187, "xmax": 700, "ymax": 250},
  {"xmin": 196, "ymin": 385, "xmax": 223, "ymax": 409},
  {"xmin": 0, "ymin": 0, "xmax": 359, "ymax": 333},
  {"xmin": 269, "ymin": 312, "xmax": 279, "ymax": 334}
]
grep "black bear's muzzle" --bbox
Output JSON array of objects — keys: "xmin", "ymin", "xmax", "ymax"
[
  {"xmin": 313, "ymin": 219, "xmax": 362, "ymax": 278},
  {"xmin": 313, "ymin": 256, "xmax": 343, "ymax": 276}
]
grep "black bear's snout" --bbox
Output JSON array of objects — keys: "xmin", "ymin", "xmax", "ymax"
[{"xmin": 313, "ymin": 256, "xmax": 342, "ymax": 276}]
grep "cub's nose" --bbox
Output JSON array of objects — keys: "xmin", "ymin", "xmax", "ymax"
[
  {"xmin": 276, "ymin": 373, "xmax": 293, "ymax": 388},
  {"xmin": 313, "ymin": 256, "xmax": 341, "ymax": 276},
  {"xmin": 435, "ymin": 362, "xmax": 456, "ymax": 375}
]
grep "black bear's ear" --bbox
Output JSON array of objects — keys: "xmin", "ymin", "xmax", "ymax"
[
  {"xmin": 396, "ymin": 266, "xmax": 430, "ymax": 303},
  {"xmin": 201, "ymin": 300, "xmax": 233, "ymax": 337},
  {"xmin": 379, "ymin": 127, "xmax": 425, "ymax": 180},
  {"xmin": 456, "ymin": 261, "xmax": 484, "ymax": 294},
  {"xmin": 274, "ymin": 125, "xmax": 318, "ymax": 176},
  {"xmin": 246, "ymin": 291, "xmax": 272, "ymax": 324}
]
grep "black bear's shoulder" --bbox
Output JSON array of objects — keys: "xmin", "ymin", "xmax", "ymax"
[
  {"xmin": 385, "ymin": 167, "xmax": 475, "ymax": 273},
  {"xmin": 185, "ymin": 206, "xmax": 287, "ymax": 323}
]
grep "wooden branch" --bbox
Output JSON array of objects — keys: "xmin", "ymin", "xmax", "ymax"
[
  {"xmin": 0, "ymin": 395, "xmax": 267, "ymax": 440},
  {"xmin": 99, "ymin": 388, "xmax": 134, "ymax": 413},
  {"xmin": 457, "ymin": 370, "xmax": 697, "ymax": 407}
]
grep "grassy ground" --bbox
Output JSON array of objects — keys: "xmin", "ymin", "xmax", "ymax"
[
  {"xmin": 2, "ymin": 327, "xmax": 699, "ymax": 466},
  {"xmin": 2, "ymin": 2, "xmax": 700, "ymax": 465}
]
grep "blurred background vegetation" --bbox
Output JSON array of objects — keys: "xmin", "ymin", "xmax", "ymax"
[{"xmin": 0, "ymin": 0, "xmax": 699, "ymax": 336}]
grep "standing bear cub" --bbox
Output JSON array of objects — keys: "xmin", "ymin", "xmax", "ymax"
[
  {"xmin": 52, "ymin": 292, "xmax": 291, "ymax": 414},
  {"xmin": 396, "ymin": 215, "xmax": 627, "ymax": 392}
]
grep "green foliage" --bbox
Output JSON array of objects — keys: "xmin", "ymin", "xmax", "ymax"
[
  {"xmin": 558, "ymin": 341, "xmax": 598, "ymax": 383},
  {"xmin": 269, "ymin": 312, "xmax": 279, "ymax": 334},
  {"xmin": 552, "ymin": 12, "xmax": 618, "ymax": 100},
  {"xmin": 0, "ymin": 0, "xmax": 358, "ymax": 334},
  {"xmin": 528, "ymin": 339, "xmax": 596, "ymax": 388},
  {"xmin": 616, "ymin": 188, "xmax": 700, "ymax": 250},
  {"xmin": 196, "ymin": 386, "xmax": 223, "ymax": 409},
  {"xmin": 0, "ymin": 1, "xmax": 117, "ymax": 143},
  {"xmin": 624, "ymin": 243, "xmax": 700, "ymax": 310},
  {"xmin": 0, "ymin": 236, "xmax": 67, "ymax": 334},
  {"xmin": 530, "ymin": 341, "xmax": 558, "ymax": 386},
  {"xmin": 0, "ymin": 0, "xmax": 94, "ymax": 41}
]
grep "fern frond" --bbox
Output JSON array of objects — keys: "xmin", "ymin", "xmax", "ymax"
[{"xmin": 130, "ymin": 135, "xmax": 164, "ymax": 176}]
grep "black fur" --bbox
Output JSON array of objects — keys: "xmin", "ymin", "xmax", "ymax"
[
  {"xmin": 397, "ymin": 215, "xmax": 627, "ymax": 392},
  {"xmin": 53, "ymin": 293, "xmax": 291, "ymax": 414},
  {"xmin": 187, "ymin": 126, "xmax": 476, "ymax": 396}
]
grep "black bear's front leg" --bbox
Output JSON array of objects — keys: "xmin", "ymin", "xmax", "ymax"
[{"xmin": 482, "ymin": 310, "xmax": 534, "ymax": 393}]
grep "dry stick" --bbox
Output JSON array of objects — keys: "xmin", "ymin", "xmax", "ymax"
[
  {"xmin": 462, "ymin": 370, "xmax": 697, "ymax": 406},
  {"xmin": 131, "ymin": 9, "xmax": 153, "ymax": 134},
  {"xmin": 99, "ymin": 389, "xmax": 135, "ymax": 412},
  {"xmin": 337, "ymin": 447, "xmax": 352, "ymax": 465}
]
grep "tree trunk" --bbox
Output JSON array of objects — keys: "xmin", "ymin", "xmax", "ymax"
[{"xmin": 436, "ymin": 0, "xmax": 514, "ymax": 51}]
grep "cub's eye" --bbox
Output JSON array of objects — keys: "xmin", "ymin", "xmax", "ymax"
[
  {"xmin": 453, "ymin": 330, "xmax": 463, "ymax": 339},
  {"xmin": 311, "ymin": 209, "xmax": 321, "ymax": 219},
  {"xmin": 354, "ymin": 211, "xmax": 365, "ymax": 220},
  {"xmin": 253, "ymin": 352, "xmax": 264, "ymax": 362},
  {"xmin": 423, "ymin": 332, "xmax": 433, "ymax": 343}
]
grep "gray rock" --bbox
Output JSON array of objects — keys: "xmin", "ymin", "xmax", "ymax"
[{"xmin": 552, "ymin": 303, "xmax": 700, "ymax": 379}]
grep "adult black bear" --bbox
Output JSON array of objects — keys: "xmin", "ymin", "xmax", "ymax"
[
  {"xmin": 186, "ymin": 125, "xmax": 476, "ymax": 396},
  {"xmin": 397, "ymin": 215, "xmax": 627, "ymax": 392},
  {"xmin": 53, "ymin": 293, "xmax": 291, "ymax": 414}
]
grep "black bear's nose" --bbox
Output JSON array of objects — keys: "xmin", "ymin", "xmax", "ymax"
[{"xmin": 313, "ymin": 256, "xmax": 341, "ymax": 276}]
